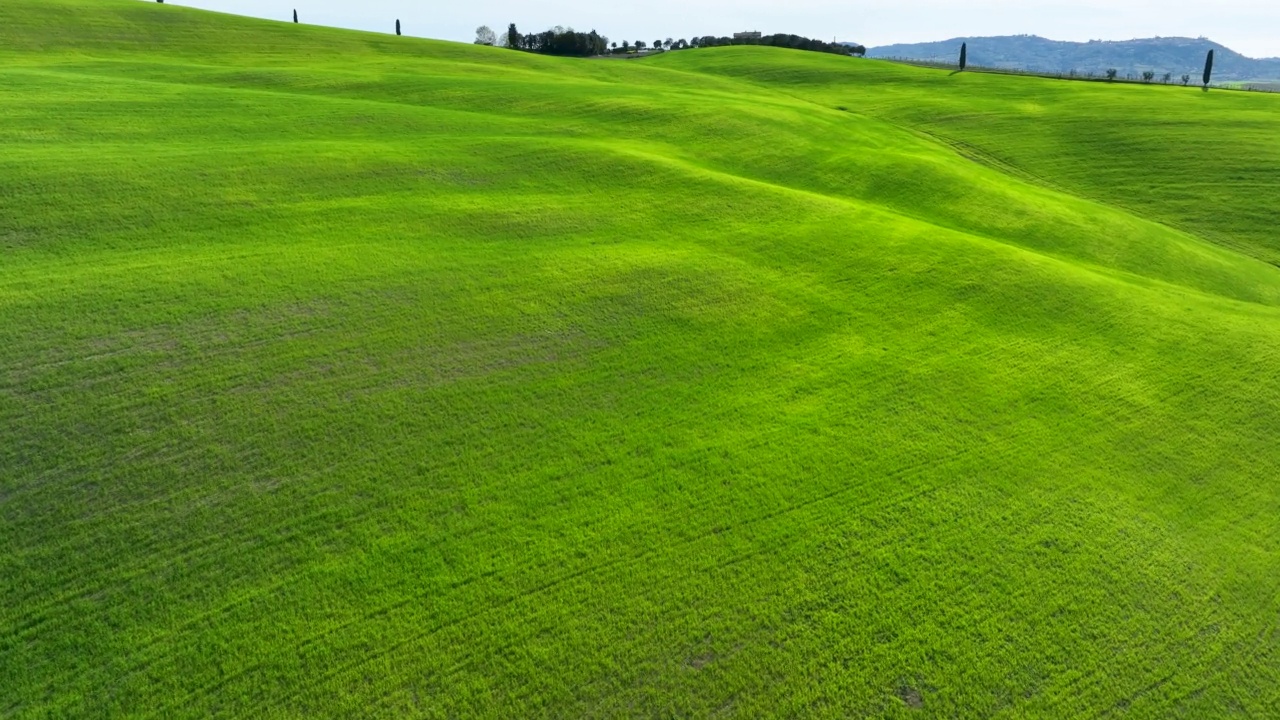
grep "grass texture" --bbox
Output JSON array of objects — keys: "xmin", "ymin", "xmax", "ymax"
[{"xmin": 2, "ymin": 1, "xmax": 1280, "ymax": 717}]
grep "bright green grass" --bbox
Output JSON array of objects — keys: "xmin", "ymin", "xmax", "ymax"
[
  {"xmin": 3, "ymin": 1, "xmax": 1280, "ymax": 717},
  {"xmin": 657, "ymin": 47, "xmax": 1280, "ymax": 267}
]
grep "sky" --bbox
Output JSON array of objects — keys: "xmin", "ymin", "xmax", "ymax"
[{"xmin": 166, "ymin": 0, "xmax": 1280, "ymax": 58}]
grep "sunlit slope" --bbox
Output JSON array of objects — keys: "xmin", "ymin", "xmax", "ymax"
[
  {"xmin": 4, "ymin": 4, "xmax": 1278, "ymax": 305},
  {"xmin": 658, "ymin": 46, "xmax": 1280, "ymax": 266},
  {"xmin": 3, "ymin": 1, "xmax": 1280, "ymax": 718}
]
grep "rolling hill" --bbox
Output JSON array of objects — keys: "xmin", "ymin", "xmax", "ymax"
[
  {"xmin": 867, "ymin": 35, "xmax": 1280, "ymax": 82},
  {"xmin": 2, "ymin": 0, "xmax": 1279, "ymax": 717}
]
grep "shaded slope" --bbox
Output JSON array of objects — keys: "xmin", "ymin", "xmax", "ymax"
[{"xmin": 2, "ymin": 2, "xmax": 1280, "ymax": 719}]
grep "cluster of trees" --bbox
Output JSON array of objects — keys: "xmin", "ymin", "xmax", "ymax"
[
  {"xmin": 476, "ymin": 25, "xmax": 609, "ymax": 57},
  {"xmin": 476, "ymin": 25, "xmax": 864, "ymax": 59},
  {"xmin": 690, "ymin": 34, "xmax": 864, "ymax": 57}
]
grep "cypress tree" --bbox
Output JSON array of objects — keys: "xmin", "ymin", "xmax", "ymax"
[
  {"xmin": 1202, "ymin": 49, "xmax": 1214, "ymax": 87},
  {"xmin": 396, "ymin": 19, "xmax": 401, "ymax": 36},
  {"xmin": 293, "ymin": 9, "xmax": 298, "ymax": 23},
  {"xmin": 959, "ymin": 43, "xmax": 967, "ymax": 71}
]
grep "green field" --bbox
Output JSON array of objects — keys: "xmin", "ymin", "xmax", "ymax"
[{"xmin": 3, "ymin": 1, "xmax": 1280, "ymax": 716}]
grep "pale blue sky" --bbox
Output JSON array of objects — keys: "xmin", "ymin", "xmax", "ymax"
[{"xmin": 165, "ymin": 0, "xmax": 1280, "ymax": 58}]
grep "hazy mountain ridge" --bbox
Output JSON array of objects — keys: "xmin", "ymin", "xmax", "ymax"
[{"xmin": 863, "ymin": 35, "xmax": 1280, "ymax": 81}]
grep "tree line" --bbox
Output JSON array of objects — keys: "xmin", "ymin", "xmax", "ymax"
[
  {"xmin": 477, "ymin": 25, "xmax": 866, "ymax": 59},
  {"xmin": 689, "ymin": 34, "xmax": 864, "ymax": 57}
]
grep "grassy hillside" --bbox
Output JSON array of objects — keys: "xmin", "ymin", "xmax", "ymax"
[
  {"xmin": 657, "ymin": 46, "xmax": 1280, "ymax": 267},
  {"xmin": 2, "ymin": 1, "xmax": 1279, "ymax": 717}
]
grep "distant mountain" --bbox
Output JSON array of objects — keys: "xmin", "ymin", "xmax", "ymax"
[{"xmin": 862, "ymin": 36, "xmax": 1280, "ymax": 82}]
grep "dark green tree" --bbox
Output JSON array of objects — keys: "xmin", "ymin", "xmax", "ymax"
[
  {"xmin": 395, "ymin": 19, "xmax": 401, "ymax": 36},
  {"xmin": 959, "ymin": 42, "xmax": 967, "ymax": 70},
  {"xmin": 293, "ymin": 9, "xmax": 298, "ymax": 23},
  {"xmin": 507, "ymin": 23, "xmax": 520, "ymax": 48},
  {"xmin": 1203, "ymin": 49, "xmax": 1214, "ymax": 87}
]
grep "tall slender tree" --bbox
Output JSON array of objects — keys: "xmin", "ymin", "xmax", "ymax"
[
  {"xmin": 395, "ymin": 19, "xmax": 401, "ymax": 36},
  {"xmin": 1202, "ymin": 49, "xmax": 1215, "ymax": 88},
  {"xmin": 959, "ymin": 42, "xmax": 967, "ymax": 71},
  {"xmin": 292, "ymin": 9, "xmax": 298, "ymax": 23}
]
